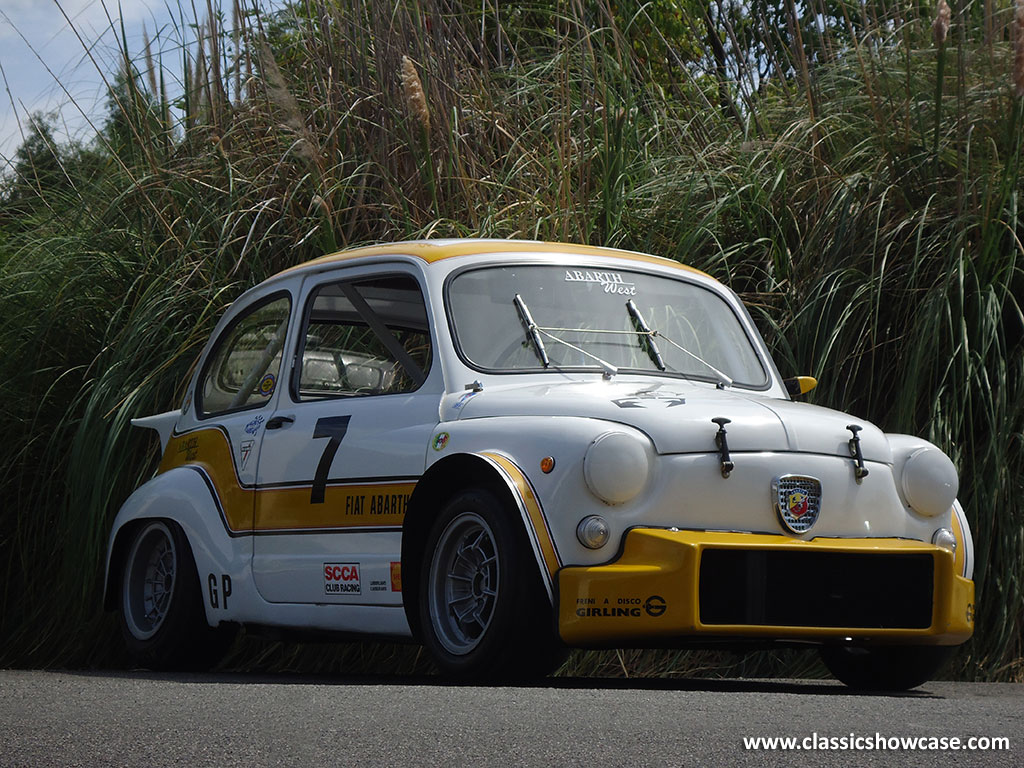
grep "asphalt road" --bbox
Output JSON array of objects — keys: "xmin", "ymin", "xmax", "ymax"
[{"xmin": 0, "ymin": 670, "xmax": 1020, "ymax": 767}]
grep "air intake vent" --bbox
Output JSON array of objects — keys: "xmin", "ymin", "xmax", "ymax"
[{"xmin": 699, "ymin": 550, "xmax": 933, "ymax": 628}]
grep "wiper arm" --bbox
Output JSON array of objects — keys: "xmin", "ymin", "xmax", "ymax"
[
  {"xmin": 651, "ymin": 329, "xmax": 733, "ymax": 388},
  {"xmin": 626, "ymin": 299, "xmax": 666, "ymax": 371},
  {"xmin": 622, "ymin": 300, "xmax": 732, "ymax": 387},
  {"xmin": 533, "ymin": 327, "xmax": 618, "ymax": 378},
  {"xmin": 513, "ymin": 293, "xmax": 549, "ymax": 367}
]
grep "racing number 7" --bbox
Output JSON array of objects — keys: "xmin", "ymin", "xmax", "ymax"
[{"xmin": 311, "ymin": 415, "xmax": 351, "ymax": 504}]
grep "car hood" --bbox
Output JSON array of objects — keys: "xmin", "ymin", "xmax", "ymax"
[{"xmin": 449, "ymin": 380, "xmax": 891, "ymax": 463}]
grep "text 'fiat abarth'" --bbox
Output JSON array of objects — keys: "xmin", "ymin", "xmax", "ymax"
[{"xmin": 105, "ymin": 239, "xmax": 974, "ymax": 689}]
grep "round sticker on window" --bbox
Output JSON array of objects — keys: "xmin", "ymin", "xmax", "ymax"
[{"xmin": 258, "ymin": 373, "xmax": 277, "ymax": 396}]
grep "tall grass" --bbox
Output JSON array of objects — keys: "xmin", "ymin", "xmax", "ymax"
[{"xmin": 0, "ymin": 0, "xmax": 1021, "ymax": 681}]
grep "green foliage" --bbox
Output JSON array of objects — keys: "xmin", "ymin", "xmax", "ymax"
[{"xmin": 0, "ymin": 0, "xmax": 1021, "ymax": 681}]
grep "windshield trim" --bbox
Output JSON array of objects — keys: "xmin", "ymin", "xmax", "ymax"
[{"xmin": 442, "ymin": 261, "xmax": 773, "ymax": 391}]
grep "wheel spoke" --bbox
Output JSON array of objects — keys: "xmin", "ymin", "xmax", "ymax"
[
  {"xmin": 447, "ymin": 592, "xmax": 474, "ymax": 609},
  {"xmin": 454, "ymin": 545, "xmax": 477, "ymax": 569},
  {"xmin": 453, "ymin": 601, "xmax": 479, "ymax": 623},
  {"xmin": 467, "ymin": 530, "xmax": 486, "ymax": 554}
]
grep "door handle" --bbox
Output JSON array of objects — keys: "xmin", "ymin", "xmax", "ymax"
[{"xmin": 265, "ymin": 415, "xmax": 295, "ymax": 430}]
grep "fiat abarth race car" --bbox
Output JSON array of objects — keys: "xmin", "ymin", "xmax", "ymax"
[{"xmin": 104, "ymin": 239, "xmax": 974, "ymax": 689}]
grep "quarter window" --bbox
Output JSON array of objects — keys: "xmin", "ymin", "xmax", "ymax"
[
  {"xmin": 199, "ymin": 295, "xmax": 291, "ymax": 416},
  {"xmin": 297, "ymin": 275, "xmax": 431, "ymax": 399}
]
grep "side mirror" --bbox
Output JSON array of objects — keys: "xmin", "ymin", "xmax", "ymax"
[{"xmin": 784, "ymin": 376, "xmax": 818, "ymax": 397}]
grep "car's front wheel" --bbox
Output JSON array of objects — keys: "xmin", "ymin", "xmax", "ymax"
[
  {"xmin": 120, "ymin": 520, "xmax": 235, "ymax": 670},
  {"xmin": 419, "ymin": 488, "xmax": 565, "ymax": 680},
  {"xmin": 820, "ymin": 644, "xmax": 953, "ymax": 691}
]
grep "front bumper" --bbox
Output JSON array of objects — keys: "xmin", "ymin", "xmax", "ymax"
[{"xmin": 556, "ymin": 529, "xmax": 974, "ymax": 647}]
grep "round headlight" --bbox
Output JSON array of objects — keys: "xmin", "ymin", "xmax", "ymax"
[
  {"xmin": 902, "ymin": 447, "xmax": 958, "ymax": 518},
  {"xmin": 583, "ymin": 431, "xmax": 650, "ymax": 505}
]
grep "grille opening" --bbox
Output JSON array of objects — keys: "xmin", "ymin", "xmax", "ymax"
[{"xmin": 698, "ymin": 550, "xmax": 934, "ymax": 628}]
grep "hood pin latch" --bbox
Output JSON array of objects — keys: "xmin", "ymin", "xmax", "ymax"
[
  {"xmin": 712, "ymin": 417, "xmax": 734, "ymax": 478},
  {"xmin": 847, "ymin": 424, "xmax": 870, "ymax": 482}
]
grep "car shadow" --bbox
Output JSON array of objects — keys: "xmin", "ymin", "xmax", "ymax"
[{"xmin": 53, "ymin": 668, "xmax": 943, "ymax": 698}]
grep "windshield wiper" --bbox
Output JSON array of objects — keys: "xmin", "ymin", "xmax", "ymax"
[
  {"xmin": 513, "ymin": 295, "xmax": 618, "ymax": 378},
  {"xmin": 514, "ymin": 293, "xmax": 550, "ymax": 367},
  {"xmin": 645, "ymin": 329, "xmax": 732, "ymax": 388},
  {"xmin": 624, "ymin": 301, "xmax": 733, "ymax": 388},
  {"xmin": 626, "ymin": 299, "xmax": 666, "ymax": 371}
]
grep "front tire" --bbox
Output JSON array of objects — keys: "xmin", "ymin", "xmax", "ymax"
[
  {"xmin": 820, "ymin": 645, "xmax": 953, "ymax": 691},
  {"xmin": 419, "ymin": 488, "xmax": 565, "ymax": 681},
  {"xmin": 119, "ymin": 520, "xmax": 235, "ymax": 670}
]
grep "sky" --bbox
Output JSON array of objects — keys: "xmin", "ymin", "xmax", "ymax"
[
  {"xmin": 0, "ymin": 0, "xmax": 281, "ymax": 166},
  {"xmin": 0, "ymin": 0, "xmax": 171, "ymax": 162}
]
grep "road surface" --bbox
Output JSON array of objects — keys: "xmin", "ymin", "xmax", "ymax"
[{"xmin": 0, "ymin": 670, "xmax": 1020, "ymax": 766}]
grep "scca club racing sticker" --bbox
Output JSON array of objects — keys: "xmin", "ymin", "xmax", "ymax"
[{"xmin": 324, "ymin": 563, "xmax": 361, "ymax": 595}]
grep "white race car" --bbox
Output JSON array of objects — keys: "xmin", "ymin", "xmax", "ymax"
[{"xmin": 105, "ymin": 239, "xmax": 974, "ymax": 689}]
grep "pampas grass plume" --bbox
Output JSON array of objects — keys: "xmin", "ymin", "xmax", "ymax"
[{"xmin": 401, "ymin": 55, "xmax": 430, "ymax": 133}]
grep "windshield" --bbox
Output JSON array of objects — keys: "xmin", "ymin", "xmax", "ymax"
[{"xmin": 447, "ymin": 265, "xmax": 768, "ymax": 387}]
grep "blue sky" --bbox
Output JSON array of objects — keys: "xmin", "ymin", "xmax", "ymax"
[
  {"xmin": 0, "ymin": 0, "xmax": 283, "ymax": 166},
  {"xmin": 0, "ymin": 0, "xmax": 175, "ymax": 162}
]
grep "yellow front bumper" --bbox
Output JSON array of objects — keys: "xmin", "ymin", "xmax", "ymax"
[{"xmin": 557, "ymin": 529, "xmax": 974, "ymax": 647}]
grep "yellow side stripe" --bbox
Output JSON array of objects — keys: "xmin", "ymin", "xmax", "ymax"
[
  {"xmin": 482, "ymin": 452, "xmax": 561, "ymax": 578},
  {"xmin": 160, "ymin": 428, "xmax": 413, "ymax": 532}
]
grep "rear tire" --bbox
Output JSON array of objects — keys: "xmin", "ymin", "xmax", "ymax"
[
  {"xmin": 419, "ymin": 488, "xmax": 566, "ymax": 681},
  {"xmin": 119, "ymin": 520, "xmax": 235, "ymax": 670},
  {"xmin": 820, "ymin": 645, "xmax": 953, "ymax": 691}
]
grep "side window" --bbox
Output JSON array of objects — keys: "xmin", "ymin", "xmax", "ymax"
[
  {"xmin": 199, "ymin": 294, "xmax": 291, "ymax": 416},
  {"xmin": 297, "ymin": 275, "xmax": 432, "ymax": 399}
]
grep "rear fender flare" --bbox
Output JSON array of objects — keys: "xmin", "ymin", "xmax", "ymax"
[{"xmin": 103, "ymin": 467, "xmax": 253, "ymax": 625}]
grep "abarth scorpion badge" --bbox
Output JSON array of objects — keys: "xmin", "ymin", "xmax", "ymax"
[{"xmin": 773, "ymin": 475, "xmax": 822, "ymax": 534}]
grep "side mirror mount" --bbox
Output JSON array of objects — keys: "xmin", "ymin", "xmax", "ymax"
[{"xmin": 784, "ymin": 376, "xmax": 818, "ymax": 397}]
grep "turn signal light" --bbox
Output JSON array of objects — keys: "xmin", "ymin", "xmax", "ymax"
[{"xmin": 577, "ymin": 516, "xmax": 610, "ymax": 549}]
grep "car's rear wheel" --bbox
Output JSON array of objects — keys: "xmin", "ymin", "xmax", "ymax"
[
  {"xmin": 419, "ymin": 488, "xmax": 565, "ymax": 680},
  {"xmin": 120, "ymin": 520, "xmax": 235, "ymax": 670},
  {"xmin": 820, "ymin": 644, "xmax": 953, "ymax": 691}
]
